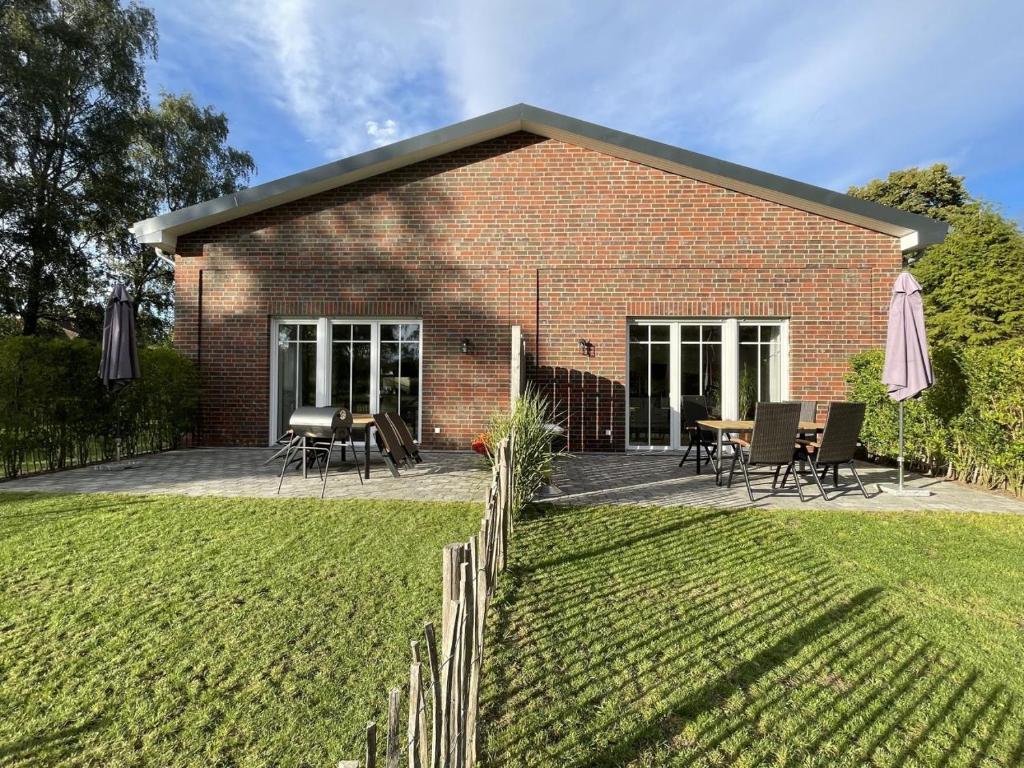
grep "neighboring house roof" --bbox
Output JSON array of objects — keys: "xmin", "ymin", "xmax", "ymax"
[{"xmin": 131, "ymin": 103, "xmax": 948, "ymax": 254}]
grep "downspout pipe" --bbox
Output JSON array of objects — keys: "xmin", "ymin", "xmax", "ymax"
[{"xmin": 151, "ymin": 248, "xmax": 176, "ymax": 271}]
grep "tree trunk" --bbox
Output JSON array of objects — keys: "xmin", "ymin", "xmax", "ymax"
[{"xmin": 21, "ymin": 252, "xmax": 44, "ymax": 336}]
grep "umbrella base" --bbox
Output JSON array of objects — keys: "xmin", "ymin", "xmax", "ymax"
[{"xmin": 877, "ymin": 483, "xmax": 932, "ymax": 497}]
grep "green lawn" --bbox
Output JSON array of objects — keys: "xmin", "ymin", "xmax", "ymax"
[
  {"xmin": 0, "ymin": 492, "xmax": 481, "ymax": 767},
  {"xmin": 481, "ymin": 504, "xmax": 1024, "ymax": 767}
]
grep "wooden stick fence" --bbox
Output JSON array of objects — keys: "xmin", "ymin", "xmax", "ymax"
[{"xmin": 340, "ymin": 436, "xmax": 515, "ymax": 768}]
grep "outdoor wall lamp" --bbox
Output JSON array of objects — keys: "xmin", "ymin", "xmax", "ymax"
[
  {"xmin": 460, "ymin": 338, "xmax": 471, "ymax": 354},
  {"xmin": 578, "ymin": 338, "xmax": 593, "ymax": 357}
]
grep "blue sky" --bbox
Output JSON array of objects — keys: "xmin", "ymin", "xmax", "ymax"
[{"xmin": 145, "ymin": 0, "xmax": 1024, "ymax": 222}]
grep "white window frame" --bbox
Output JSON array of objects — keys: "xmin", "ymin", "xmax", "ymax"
[
  {"xmin": 268, "ymin": 317, "xmax": 423, "ymax": 445},
  {"xmin": 738, "ymin": 319, "xmax": 790, "ymax": 415},
  {"xmin": 626, "ymin": 318, "xmax": 789, "ymax": 451}
]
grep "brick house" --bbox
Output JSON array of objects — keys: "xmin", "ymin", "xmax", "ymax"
[{"xmin": 131, "ymin": 105, "xmax": 947, "ymax": 452}]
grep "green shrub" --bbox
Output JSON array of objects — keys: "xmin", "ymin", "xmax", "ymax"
[
  {"xmin": 486, "ymin": 385, "xmax": 560, "ymax": 514},
  {"xmin": 949, "ymin": 342, "xmax": 1024, "ymax": 495},
  {"xmin": 847, "ymin": 342, "xmax": 1024, "ymax": 495},
  {"xmin": 0, "ymin": 336, "xmax": 198, "ymax": 478}
]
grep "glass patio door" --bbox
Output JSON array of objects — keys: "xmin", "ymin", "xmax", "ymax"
[
  {"xmin": 272, "ymin": 318, "xmax": 422, "ymax": 443},
  {"xmin": 628, "ymin": 324, "xmax": 672, "ymax": 447},
  {"xmin": 627, "ymin": 319, "xmax": 788, "ymax": 449},
  {"xmin": 275, "ymin": 321, "xmax": 319, "ymax": 436}
]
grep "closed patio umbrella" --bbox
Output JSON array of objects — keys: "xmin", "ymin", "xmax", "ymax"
[
  {"xmin": 879, "ymin": 272, "xmax": 933, "ymax": 496},
  {"xmin": 98, "ymin": 284, "xmax": 141, "ymax": 466}
]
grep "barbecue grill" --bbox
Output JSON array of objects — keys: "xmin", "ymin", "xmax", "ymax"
[{"xmin": 275, "ymin": 406, "xmax": 362, "ymax": 497}]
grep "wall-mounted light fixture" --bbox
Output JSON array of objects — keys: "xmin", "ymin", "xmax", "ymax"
[
  {"xmin": 460, "ymin": 338, "xmax": 471, "ymax": 354},
  {"xmin": 577, "ymin": 338, "xmax": 593, "ymax": 357}
]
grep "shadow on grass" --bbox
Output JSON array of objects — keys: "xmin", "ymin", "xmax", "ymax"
[
  {"xmin": 481, "ymin": 503, "xmax": 1022, "ymax": 767},
  {"xmin": 0, "ymin": 715, "xmax": 107, "ymax": 765}
]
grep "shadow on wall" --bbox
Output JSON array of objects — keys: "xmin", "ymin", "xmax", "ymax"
[
  {"xmin": 533, "ymin": 366, "xmax": 625, "ymax": 453},
  {"xmin": 190, "ymin": 152, "xmax": 529, "ymax": 447}
]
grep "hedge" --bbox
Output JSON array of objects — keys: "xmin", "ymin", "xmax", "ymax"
[
  {"xmin": 847, "ymin": 341, "xmax": 1024, "ymax": 496},
  {"xmin": 0, "ymin": 337, "xmax": 198, "ymax": 478}
]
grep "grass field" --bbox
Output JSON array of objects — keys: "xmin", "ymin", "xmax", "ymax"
[
  {"xmin": 481, "ymin": 504, "xmax": 1024, "ymax": 767},
  {"xmin": 0, "ymin": 492, "xmax": 481, "ymax": 767}
]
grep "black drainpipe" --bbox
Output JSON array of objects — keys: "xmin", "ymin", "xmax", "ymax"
[{"xmin": 196, "ymin": 268, "xmax": 204, "ymax": 444}]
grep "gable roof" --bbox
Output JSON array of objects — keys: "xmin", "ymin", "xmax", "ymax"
[{"xmin": 131, "ymin": 103, "xmax": 948, "ymax": 254}]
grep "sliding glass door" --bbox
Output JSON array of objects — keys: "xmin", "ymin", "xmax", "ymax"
[
  {"xmin": 628, "ymin": 324, "xmax": 672, "ymax": 446},
  {"xmin": 378, "ymin": 323, "xmax": 421, "ymax": 436},
  {"xmin": 271, "ymin": 318, "xmax": 422, "ymax": 444},
  {"xmin": 738, "ymin": 323, "xmax": 784, "ymax": 419},
  {"xmin": 627, "ymin": 319, "xmax": 788, "ymax": 450},
  {"xmin": 275, "ymin": 322, "xmax": 318, "ymax": 436}
]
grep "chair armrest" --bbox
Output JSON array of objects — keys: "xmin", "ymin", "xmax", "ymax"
[
  {"xmin": 731, "ymin": 436, "xmax": 751, "ymax": 448},
  {"xmin": 796, "ymin": 438, "xmax": 821, "ymax": 448}
]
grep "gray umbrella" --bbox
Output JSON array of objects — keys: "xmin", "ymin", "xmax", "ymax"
[
  {"xmin": 99, "ymin": 284, "xmax": 141, "ymax": 391},
  {"xmin": 98, "ymin": 284, "xmax": 141, "ymax": 467}
]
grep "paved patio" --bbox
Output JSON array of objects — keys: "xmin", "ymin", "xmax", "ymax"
[
  {"xmin": 2, "ymin": 448, "xmax": 1021, "ymax": 514},
  {"xmin": 546, "ymin": 453, "xmax": 1024, "ymax": 513},
  {"xmin": 0, "ymin": 448, "xmax": 492, "ymax": 502}
]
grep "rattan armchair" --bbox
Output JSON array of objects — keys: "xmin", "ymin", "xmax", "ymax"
[
  {"xmin": 726, "ymin": 402, "xmax": 806, "ymax": 502},
  {"xmin": 782, "ymin": 401, "xmax": 868, "ymax": 500}
]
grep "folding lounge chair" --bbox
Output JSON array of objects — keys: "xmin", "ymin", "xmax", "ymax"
[
  {"xmin": 385, "ymin": 412, "xmax": 422, "ymax": 464},
  {"xmin": 371, "ymin": 412, "xmax": 412, "ymax": 477}
]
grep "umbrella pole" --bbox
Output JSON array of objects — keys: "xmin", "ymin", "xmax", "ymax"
[
  {"xmin": 878, "ymin": 396, "xmax": 930, "ymax": 496},
  {"xmin": 898, "ymin": 399, "xmax": 904, "ymax": 492}
]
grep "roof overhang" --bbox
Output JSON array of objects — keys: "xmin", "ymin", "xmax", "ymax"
[{"xmin": 131, "ymin": 104, "xmax": 949, "ymax": 255}]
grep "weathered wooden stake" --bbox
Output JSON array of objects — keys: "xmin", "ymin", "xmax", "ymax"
[
  {"xmin": 441, "ymin": 600, "xmax": 462, "ymax": 768},
  {"xmin": 424, "ymin": 623, "xmax": 442, "ymax": 768},
  {"xmin": 387, "ymin": 687, "xmax": 401, "ymax": 768},
  {"xmin": 408, "ymin": 662, "xmax": 424, "ymax": 768},
  {"xmin": 366, "ymin": 721, "xmax": 377, "ymax": 768}
]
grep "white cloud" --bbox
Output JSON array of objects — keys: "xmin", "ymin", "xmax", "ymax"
[
  {"xmin": 365, "ymin": 119, "xmax": 399, "ymax": 146},
  {"xmin": 440, "ymin": 0, "xmax": 1024, "ymax": 188},
  {"xmin": 152, "ymin": 0, "xmax": 451, "ymax": 160},
  {"xmin": 149, "ymin": 0, "xmax": 1024, "ymax": 194}
]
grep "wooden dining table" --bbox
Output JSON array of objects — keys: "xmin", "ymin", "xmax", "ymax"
[{"xmin": 696, "ymin": 419, "xmax": 823, "ymax": 486}]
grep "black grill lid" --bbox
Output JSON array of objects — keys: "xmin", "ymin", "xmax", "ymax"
[{"xmin": 288, "ymin": 406, "xmax": 352, "ymax": 438}]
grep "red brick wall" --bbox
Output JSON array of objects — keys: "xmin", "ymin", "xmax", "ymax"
[{"xmin": 174, "ymin": 132, "xmax": 901, "ymax": 450}]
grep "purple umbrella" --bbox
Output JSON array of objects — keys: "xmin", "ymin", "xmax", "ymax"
[{"xmin": 880, "ymin": 272, "xmax": 933, "ymax": 495}]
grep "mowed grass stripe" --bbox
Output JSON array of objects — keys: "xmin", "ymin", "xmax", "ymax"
[
  {"xmin": 0, "ymin": 492, "xmax": 481, "ymax": 767},
  {"xmin": 481, "ymin": 503, "xmax": 1024, "ymax": 767}
]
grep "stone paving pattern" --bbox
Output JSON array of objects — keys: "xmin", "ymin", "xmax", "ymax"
[
  {"xmin": 2, "ymin": 448, "xmax": 1022, "ymax": 514},
  {"xmin": 546, "ymin": 453, "xmax": 1024, "ymax": 513},
  {"xmin": 0, "ymin": 449, "xmax": 492, "ymax": 502}
]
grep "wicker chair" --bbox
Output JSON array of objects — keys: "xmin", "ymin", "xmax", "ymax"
[
  {"xmin": 726, "ymin": 402, "xmax": 805, "ymax": 503},
  {"xmin": 782, "ymin": 402, "xmax": 868, "ymax": 501},
  {"xmin": 678, "ymin": 396, "xmax": 716, "ymax": 470}
]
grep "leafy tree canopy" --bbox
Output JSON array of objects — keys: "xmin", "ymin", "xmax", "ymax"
[
  {"xmin": 1, "ymin": 2, "xmax": 253, "ymax": 342},
  {"xmin": 850, "ymin": 163, "xmax": 1024, "ymax": 348},
  {"xmin": 848, "ymin": 164, "xmax": 969, "ymax": 222},
  {"xmin": 0, "ymin": 0, "xmax": 156, "ymax": 335},
  {"xmin": 100, "ymin": 92, "xmax": 255, "ymax": 342}
]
